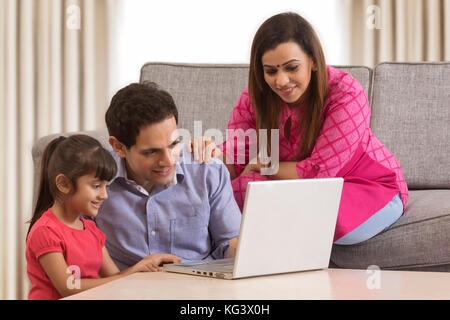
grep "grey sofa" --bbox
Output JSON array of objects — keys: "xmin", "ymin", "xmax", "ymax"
[{"xmin": 32, "ymin": 62, "xmax": 450, "ymax": 272}]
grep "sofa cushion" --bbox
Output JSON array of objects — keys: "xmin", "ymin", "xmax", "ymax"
[
  {"xmin": 330, "ymin": 189, "xmax": 450, "ymax": 271},
  {"xmin": 370, "ymin": 62, "xmax": 450, "ymax": 189},
  {"xmin": 139, "ymin": 63, "xmax": 372, "ymax": 144}
]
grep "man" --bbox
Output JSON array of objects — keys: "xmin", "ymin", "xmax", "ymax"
[{"xmin": 95, "ymin": 82, "xmax": 241, "ymax": 270}]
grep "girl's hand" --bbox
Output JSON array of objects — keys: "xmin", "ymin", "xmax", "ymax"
[
  {"xmin": 133, "ymin": 254, "xmax": 182, "ymax": 272},
  {"xmin": 187, "ymin": 136, "xmax": 222, "ymax": 163}
]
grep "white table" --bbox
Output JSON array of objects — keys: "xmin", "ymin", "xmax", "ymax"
[{"xmin": 63, "ymin": 268, "xmax": 450, "ymax": 300}]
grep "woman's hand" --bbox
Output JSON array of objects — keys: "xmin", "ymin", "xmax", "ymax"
[
  {"xmin": 132, "ymin": 254, "xmax": 182, "ymax": 272},
  {"xmin": 187, "ymin": 136, "xmax": 222, "ymax": 163},
  {"xmin": 240, "ymin": 157, "xmax": 270, "ymax": 176}
]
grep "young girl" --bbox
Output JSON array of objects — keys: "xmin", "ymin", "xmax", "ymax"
[
  {"xmin": 26, "ymin": 134, "xmax": 181, "ymax": 300},
  {"xmin": 190, "ymin": 12, "xmax": 408, "ymax": 246}
]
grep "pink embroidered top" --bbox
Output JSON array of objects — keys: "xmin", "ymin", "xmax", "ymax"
[{"xmin": 221, "ymin": 66, "xmax": 408, "ymax": 241}]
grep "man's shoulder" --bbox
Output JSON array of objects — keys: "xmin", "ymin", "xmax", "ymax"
[
  {"xmin": 178, "ymin": 147, "xmax": 230, "ymax": 193},
  {"xmin": 179, "ymin": 147, "xmax": 226, "ymax": 174}
]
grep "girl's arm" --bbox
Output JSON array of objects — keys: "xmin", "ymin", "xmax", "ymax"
[
  {"xmin": 38, "ymin": 250, "xmax": 181, "ymax": 298},
  {"xmin": 99, "ymin": 246, "xmax": 120, "ymax": 277}
]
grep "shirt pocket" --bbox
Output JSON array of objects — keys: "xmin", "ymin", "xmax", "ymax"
[
  {"xmin": 161, "ymin": 185, "xmax": 210, "ymax": 259},
  {"xmin": 170, "ymin": 215, "xmax": 211, "ymax": 260},
  {"xmin": 157, "ymin": 184, "xmax": 206, "ymax": 218}
]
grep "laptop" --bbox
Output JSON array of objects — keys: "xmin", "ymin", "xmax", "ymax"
[{"xmin": 163, "ymin": 178, "xmax": 343, "ymax": 279}]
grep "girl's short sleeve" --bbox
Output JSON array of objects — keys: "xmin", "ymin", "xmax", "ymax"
[
  {"xmin": 27, "ymin": 226, "xmax": 64, "ymax": 259},
  {"xmin": 97, "ymin": 228, "xmax": 106, "ymax": 247}
]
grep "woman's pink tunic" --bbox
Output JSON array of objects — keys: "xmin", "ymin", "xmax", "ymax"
[{"xmin": 221, "ymin": 66, "xmax": 408, "ymax": 242}]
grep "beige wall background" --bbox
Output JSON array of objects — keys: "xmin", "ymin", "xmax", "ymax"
[
  {"xmin": 0, "ymin": 0, "xmax": 116, "ymax": 300},
  {"xmin": 0, "ymin": 0, "xmax": 449, "ymax": 300},
  {"xmin": 343, "ymin": 0, "xmax": 450, "ymax": 66}
]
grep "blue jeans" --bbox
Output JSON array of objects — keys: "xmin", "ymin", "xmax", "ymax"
[{"xmin": 334, "ymin": 192, "xmax": 403, "ymax": 245}]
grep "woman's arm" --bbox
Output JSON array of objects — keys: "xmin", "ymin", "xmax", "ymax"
[
  {"xmin": 239, "ymin": 160, "xmax": 299, "ymax": 179},
  {"xmin": 296, "ymin": 78, "xmax": 370, "ymax": 179},
  {"xmin": 225, "ymin": 161, "xmax": 237, "ymax": 180},
  {"xmin": 269, "ymin": 161, "xmax": 299, "ymax": 180}
]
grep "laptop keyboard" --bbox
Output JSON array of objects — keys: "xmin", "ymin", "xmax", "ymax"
[
  {"xmin": 201, "ymin": 258, "xmax": 235, "ymax": 265},
  {"xmin": 190, "ymin": 263, "xmax": 234, "ymax": 273},
  {"xmin": 175, "ymin": 258, "xmax": 235, "ymax": 273}
]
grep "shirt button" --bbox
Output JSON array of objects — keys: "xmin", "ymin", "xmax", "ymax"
[
  {"xmin": 151, "ymin": 231, "xmax": 156, "ymax": 236},
  {"xmin": 314, "ymin": 165, "xmax": 320, "ymax": 170}
]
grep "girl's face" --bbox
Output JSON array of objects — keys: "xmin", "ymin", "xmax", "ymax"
[
  {"xmin": 261, "ymin": 41, "xmax": 315, "ymax": 106},
  {"xmin": 65, "ymin": 173, "xmax": 109, "ymax": 218}
]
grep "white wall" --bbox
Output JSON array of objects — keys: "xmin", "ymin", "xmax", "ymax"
[{"xmin": 111, "ymin": 0, "xmax": 348, "ymax": 97}]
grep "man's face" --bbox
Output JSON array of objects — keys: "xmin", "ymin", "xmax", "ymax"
[{"xmin": 115, "ymin": 116, "xmax": 182, "ymax": 191}]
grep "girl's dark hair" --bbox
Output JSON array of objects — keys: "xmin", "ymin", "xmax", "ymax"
[
  {"xmin": 27, "ymin": 134, "xmax": 117, "ymax": 238},
  {"xmin": 248, "ymin": 12, "xmax": 328, "ymax": 160}
]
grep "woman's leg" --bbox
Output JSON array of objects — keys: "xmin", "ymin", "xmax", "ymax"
[
  {"xmin": 231, "ymin": 173, "xmax": 270, "ymax": 211},
  {"xmin": 334, "ymin": 192, "xmax": 403, "ymax": 245}
]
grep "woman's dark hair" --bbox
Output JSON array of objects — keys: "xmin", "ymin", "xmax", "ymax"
[
  {"xmin": 105, "ymin": 81, "xmax": 178, "ymax": 149},
  {"xmin": 249, "ymin": 12, "xmax": 328, "ymax": 160},
  {"xmin": 27, "ymin": 134, "xmax": 117, "ymax": 238}
]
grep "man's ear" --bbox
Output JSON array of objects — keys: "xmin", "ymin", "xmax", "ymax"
[
  {"xmin": 55, "ymin": 174, "xmax": 73, "ymax": 196},
  {"xmin": 109, "ymin": 136, "xmax": 128, "ymax": 158}
]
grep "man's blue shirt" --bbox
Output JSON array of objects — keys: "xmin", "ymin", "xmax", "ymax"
[{"xmin": 95, "ymin": 147, "xmax": 242, "ymax": 270}]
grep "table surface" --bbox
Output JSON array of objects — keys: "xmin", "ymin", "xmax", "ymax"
[{"xmin": 63, "ymin": 268, "xmax": 450, "ymax": 300}]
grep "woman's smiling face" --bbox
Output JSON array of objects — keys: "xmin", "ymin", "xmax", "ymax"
[{"xmin": 262, "ymin": 41, "xmax": 316, "ymax": 106}]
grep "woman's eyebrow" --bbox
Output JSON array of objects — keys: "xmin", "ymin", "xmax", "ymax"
[{"xmin": 263, "ymin": 59, "xmax": 301, "ymax": 68}]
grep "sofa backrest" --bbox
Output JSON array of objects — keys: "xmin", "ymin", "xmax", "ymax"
[
  {"xmin": 370, "ymin": 62, "xmax": 450, "ymax": 189},
  {"xmin": 140, "ymin": 63, "xmax": 248, "ymax": 141},
  {"xmin": 30, "ymin": 63, "xmax": 372, "ymax": 204},
  {"xmin": 139, "ymin": 63, "xmax": 372, "ymax": 140},
  {"xmin": 32, "ymin": 62, "xmax": 450, "ymax": 205}
]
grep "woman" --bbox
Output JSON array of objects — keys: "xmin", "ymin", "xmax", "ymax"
[{"xmin": 190, "ymin": 12, "xmax": 408, "ymax": 245}]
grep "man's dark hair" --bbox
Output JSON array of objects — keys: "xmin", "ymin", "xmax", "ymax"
[{"xmin": 105, "ymin": 82, "xmax": 178, "ymax": 148}]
